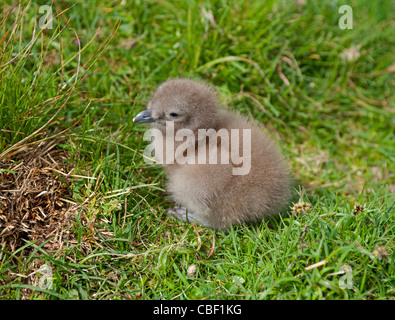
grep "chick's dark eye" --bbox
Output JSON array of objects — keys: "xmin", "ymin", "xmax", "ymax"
[{"xmin": 169, "ymin": 112, "xmax": 179, "ymax": 118}]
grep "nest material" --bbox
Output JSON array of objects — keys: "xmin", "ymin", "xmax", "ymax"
[{"xmin": 0, "ymin": 140, "xmax": 79, "ymax": 252}]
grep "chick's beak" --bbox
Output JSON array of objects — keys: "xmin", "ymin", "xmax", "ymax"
[{"xmin": 133, "ymin": 109, "xmax": 155, "ymax": 123}]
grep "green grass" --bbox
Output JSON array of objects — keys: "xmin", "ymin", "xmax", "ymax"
[{"xmin": 0, "ymin": 0, "xmax": 394, "ymax": 300}]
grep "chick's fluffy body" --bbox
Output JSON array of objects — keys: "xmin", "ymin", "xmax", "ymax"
[{"xmin": 147, "ymin": 79, "xmax": 290, "ymax": 230}]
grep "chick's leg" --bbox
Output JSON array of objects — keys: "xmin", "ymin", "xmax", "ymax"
[{"xmin": 166, "ymin": 206, "xmax": 203, "ymax": 226}]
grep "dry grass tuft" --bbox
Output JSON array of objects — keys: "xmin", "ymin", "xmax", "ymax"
[{"xmin": 0, "ymin": 140, "xmax": 79, "ymax": 252}]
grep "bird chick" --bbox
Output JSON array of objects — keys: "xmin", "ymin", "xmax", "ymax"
[{"xmin": 133, "ymin": 78, "xmax": 291, "ymax": 230}]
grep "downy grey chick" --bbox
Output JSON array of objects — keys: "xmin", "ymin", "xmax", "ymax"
[{"xmin": 133, "ymin": 78, "xmax": 291, "ymax": 230}]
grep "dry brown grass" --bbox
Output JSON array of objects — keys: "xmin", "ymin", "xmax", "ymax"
[{"xmin": 0, "ymin": 140, "xmax": 79, "ymax": 253}]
